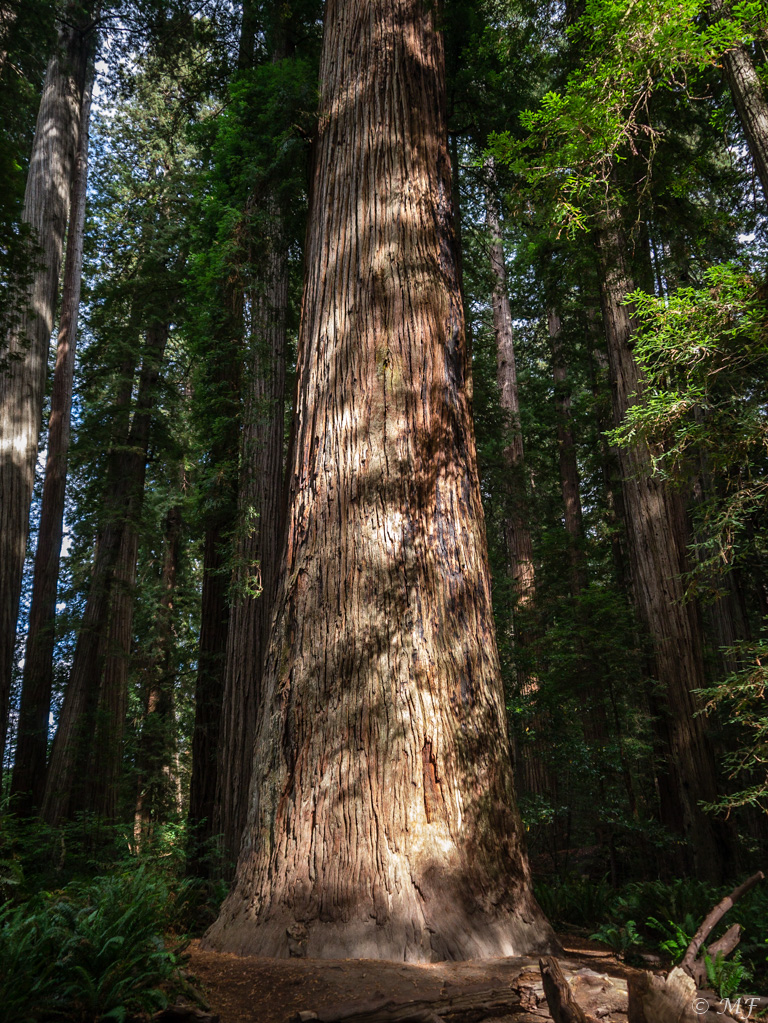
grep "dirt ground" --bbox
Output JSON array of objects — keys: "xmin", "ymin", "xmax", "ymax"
[{"xmin": 186, "ymin": 934, "xmax": 640, "ymax": 1023}]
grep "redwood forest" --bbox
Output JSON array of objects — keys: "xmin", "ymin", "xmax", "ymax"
[{"xmin": 1, "ymin": 0, "xmax": 768, "ymax": 1019}]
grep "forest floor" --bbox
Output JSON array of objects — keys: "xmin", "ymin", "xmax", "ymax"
[{"xmin": 186, "ymin": 933, "xmax": 641, "ymax": 1022}]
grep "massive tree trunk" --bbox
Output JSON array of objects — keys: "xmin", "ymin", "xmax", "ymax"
[
  {"xmin": 10, "ymin": 65, "xmax": 93, "ymax": 815},
  {"xmin": 204, "ymin": 0, "xmax": 555, "ymax": 961},
  {"xmin": 42, "ymin": 323, "xmax": 170, "ymax": 825},
  {"xmin": 710, "ymin": 0, "xmax": 768, "ymax": 202},
  {"xmin": 0, "ymin": 14, "xmax": 92, "ymax": 783},
  {"xmin": 595, "ymin": 202, "xmax": 730, "ymax": 881},
  {"xmin": 215, "ymin": 221, "xmax": 287, "ymax": 874}
]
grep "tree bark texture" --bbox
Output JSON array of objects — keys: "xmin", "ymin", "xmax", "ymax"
[
  {"xmin": 10, "ymin": 64, "xmax": 93, "ymax": 815},
  {"xmin": 595, "ymin": 204, "xmax": 729, "ymax": 880},
  {"xmin": 42, "ymin": 323, "xmax": 170, "ymax": 825},
  {"xmin": 711, "ymin": 0, "xmax": 768, "ymax": 203},
  {"xmin": 215, "ymin": 220, "xmax": 287, "ymax": 874},
  {"xmin": 204, "ymin": 0, "xmax": 555, "ymax": 961},
  {"xmin": 0, "ymin": 15, "xmax": 91, "ymax": 783}
]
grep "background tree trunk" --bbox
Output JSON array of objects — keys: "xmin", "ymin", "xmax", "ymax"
[
  {"xmin": 548, "ymin": 309, "xmax": 587, "ymax": 596},
  {"xmin": 135, "ymin": 495, "xmax": 184, "ymax": 848},
  {"xmin": 42, "ymin": 323, "xmax": 170, "ymax": 825},
  {"xmin": 595, "ymin": 203, "xmax": 730, "ymax": 881},
  {"xmin": 10, "ymin": 63, "xmax": 93, "ymax": 814},
  {"xmin": 710, "ymin": 0, "xmax": 768, "ymax": 202},
  {"xmin": 484, "ymin": 164, "xmax": 554, "ymax": 804},
  {"xmin": 187, "ymin": 294, "xmax": 241, "ymax": 871},
  {"xmin": 214, "ymin": 218, "xmax": 287, "ymax": 875},
  {"xmin": 0, "ymin": 15, "xmax": 91, "ymax": 782},
  {"xmin": 204, "ymin": 0, "xmax": 555, "ymax": 961},
  {"xmin": 484, "ymin": 160, "xmax": 535, "ymax": 607}
]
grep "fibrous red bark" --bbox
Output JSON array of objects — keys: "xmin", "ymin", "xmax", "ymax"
[{"xmin": 204, "ymin": 0, "xmax": 555, "ymax": 961}]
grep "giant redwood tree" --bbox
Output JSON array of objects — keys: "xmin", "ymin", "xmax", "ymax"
[{"xmin": 204, "ymin": 0, "xmax": 555, "ymax": 960}]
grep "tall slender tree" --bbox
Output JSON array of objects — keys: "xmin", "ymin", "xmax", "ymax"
[
  {"xmin": 42, "ymin": 320, "xmax": 170, "ymax": 824},
  {"xmin": 11, "ymin": 61, "xmax": 94, "ymax": 814},
  {"xmin": 548, "ymin": 309, "xmax": 587, "ymax": 597},
  {"xmin": 0, "ymin": 10, "xmax": 93, "ymax": 781},
  {"xmin": 710, "ymin": 0, "xmax": 768, "ymax": 202},
  {"xmin": 595, "ymin": 200, "xmax": 731, "ymax": 880},
  {"xmin": 483, "ymin": 163, "xmax": 555, "ymax": 803},
  {"xmin": 484, "ymin": 161, "xmax": 535, "ymax": 608},
  {"xmin": 204, "ymin": 0, "xmax": 555, "ymax": 960},
  {"xmin": 214, "ymin": 216, "xmax": 287, "ymax": 872},
  {"xmin": 134, "ymin": 488, "xmax": 185, "ymax": 846}
]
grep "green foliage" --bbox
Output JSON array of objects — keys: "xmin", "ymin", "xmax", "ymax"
[
  {"xmin": 614, "ymin": 264, "xmax": 767, "ymax": 503},
  {"xmin": 490, "ymin": 0, "xmax": 767, "ymax": 230},
  {"xmin": 537, "ymin": 876, "xmax": 768, "ymax": 988},
  {"xmin": 616, "ymin": 262, "xmax": 768, "ymax": 559},
  {"xmin": 590, "ymin": 918, "xmax": 643, "ymax": 958},
  {"xmin": 698, "ymin": 631, "xmax": 768, "ymax": 815},
  {"xmin": 534, "ymin": 876, "xmax": 615, "ymax": 927},
  {"xmin": 704, "ymin": 949, "xmax": 752, "ymax": 1000},
  {"xmin": 0, "ymin": 868, "xmax": 188, "ymax": 1023},
  {"xmin": 646, "ymin": 914, "xmax": 697, "ymax": 961}
]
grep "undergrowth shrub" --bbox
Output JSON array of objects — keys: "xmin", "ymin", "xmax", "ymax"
[
  {"xmin": 534, "ymin": 874, "xmax": 768, "ymax": 991},
  {"xmin": 0, "ymin": 867, "xmax": 189, "ymax": 1022}
]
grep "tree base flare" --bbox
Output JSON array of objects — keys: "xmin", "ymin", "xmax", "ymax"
[{"xmin": 203, "ymin": 886, "xmax": 559, "ymax": 961}]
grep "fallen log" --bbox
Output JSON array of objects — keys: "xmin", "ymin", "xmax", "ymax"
[
  {"xmin": 154, "ymin": 1008, "xmax": 221, "ymax": 1023},
  {"xmin": 289, "ymin": 986, "xmax": 526, "ymax": 1023},
  {"xmin": 539, "ymin": 957, "xmax": 592, "ymax": 1023},
  {"xmin": 680, "ymin": 872, "xmax": 763, "ymax": 981},
  {"xmin": 627, "ymin": 965, "xmax": 706, "ymax": 1023},
  {"xmin": 688, "ymin": 923, "xmax": 741, "ymax": 988}
]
